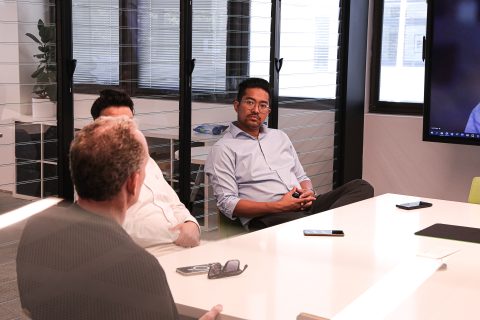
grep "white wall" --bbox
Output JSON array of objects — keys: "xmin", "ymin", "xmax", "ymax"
[{"xmin": 363, "ymin": 113, "xmax": 480, "ymax": 202}]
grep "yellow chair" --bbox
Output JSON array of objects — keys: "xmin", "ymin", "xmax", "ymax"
[{"xmin": 468, "ymin": 177, "xmax": 480, "ymax": 204}]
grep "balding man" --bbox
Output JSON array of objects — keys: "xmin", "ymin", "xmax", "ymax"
[{"xmin": 16, "ymin": 117, "xmax": 221, "ymax": 320}]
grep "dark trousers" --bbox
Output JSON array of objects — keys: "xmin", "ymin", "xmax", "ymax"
[{"xmin": 248, "ymin": 179, "xmax": 374, "ymax": 231}]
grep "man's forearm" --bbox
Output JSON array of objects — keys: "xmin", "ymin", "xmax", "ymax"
[
  {"xmin": 299, "ymin": 180, "xmax": 313, "ymax": 192},
  {"xmin": 232, "ymin": 199, "xmax": 284, "ymax": 218}
]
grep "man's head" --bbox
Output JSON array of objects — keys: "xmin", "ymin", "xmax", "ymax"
[
  {"xmin": 70, "ymin": 116, "xmax": 148, "ymax": 204},
  {"xmin": 91, "ymin": 89, "xmax": 135, "ymax": 119},
  {"xmin": 234, "ymin": 78, "xmax": 271, "ymax": 136}
]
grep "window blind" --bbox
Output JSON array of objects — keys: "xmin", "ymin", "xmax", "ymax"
[
  {"xmin": 278, "ymin": 0, "xmax": 340, "ymax": 193},
  {"xmin": 278, "ymin": 0, "xmax": 339, "ymax": 99},
  {"xmin": 72, "ymin": 0, "xmax": 119, "ymax": 85},
  {"xmin": 379, "ymin": 0, "xmax": 426, "ymax": 102},
  {"xmin": 137, "ymin": 0, "xmax": 227, "ymax": 91}
]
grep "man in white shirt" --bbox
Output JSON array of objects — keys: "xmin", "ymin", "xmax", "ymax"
[{"xmin": 90, "ymin": 89, "xmax": 200, "ymax": 252}]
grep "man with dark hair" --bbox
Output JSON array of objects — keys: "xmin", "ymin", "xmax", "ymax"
[
  {"xmin": 205, "ymin": 78, "xmax": 374, "ymax": 230},
  {"xmin": 90, "ymin": 89, "xmax": 135, "ymax": 119},
  {"xmin": 16, "ymin": 117, "xmax": 222, "ymax": 320},
  {"xmin": 90, "ymin": 89, "xmax": 200, "ymax": 253}
]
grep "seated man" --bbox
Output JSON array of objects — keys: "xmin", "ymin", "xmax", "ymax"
[
  {"xmin": 465, "ymin": 102, "xmax": 480, "ymax": 134},
  {"xmin": 90, "ymin": 89, "xmax": 200, "ymax": 252},
  {"xmin": 205, "ymin": 78, "xmax": 374, "ymax": 230},
  {"xmin": 16, "ymin": 117, "xmax": 221, "ymax": 320}
]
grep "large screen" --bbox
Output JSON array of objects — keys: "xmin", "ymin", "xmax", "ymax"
[{"xmin": 423, "ymin": 1, "xmax": 480, "ymax": 145}]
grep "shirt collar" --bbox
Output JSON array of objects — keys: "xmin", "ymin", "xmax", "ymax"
[{"xmin": 229, "ymin": 122, "xmax": 269, "ymax": 139}]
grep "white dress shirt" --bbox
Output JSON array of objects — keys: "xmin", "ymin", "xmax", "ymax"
[{"xmin": 123, "ymin": 157, "xmax": 200, "ymax": 248}]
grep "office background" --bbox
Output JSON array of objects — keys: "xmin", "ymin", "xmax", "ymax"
[{"xmin": 0, "ymin": 0, "xmax": 479, "ymax": 216}]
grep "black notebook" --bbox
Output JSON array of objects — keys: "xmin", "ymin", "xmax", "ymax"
[{"xmin": 415, "ymin": 223, "xmax": 480, "ymax": 244}]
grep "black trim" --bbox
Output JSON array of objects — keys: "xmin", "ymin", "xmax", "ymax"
[
  {"xmin": 178, "ymin": 0, "xmax": 193, "ymax": 207},
  {"xmin": 268, "ymin": 0, "xmax": 281, "ymax": 129},
  {"xmin": 226, "ymin": 0, "xmax": 250, "ymax": 93},
  {"xmin": 368, "ymin": 0, "xmax": 423, "ymax": 115},
  {"xmin": 120, "ymin": 0, "xmax": 139, "ymax": 94},
  {"xmin": 336, "ymin": 0, "xmax": 369, "ymax": 184},
  {"xmin": 55, "ymin": 0, "xmax": 74, "ymax": 201}
]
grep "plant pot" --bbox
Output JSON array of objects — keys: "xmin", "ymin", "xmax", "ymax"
[{"xmin": 32, "ymin": 98, "xmax": 56, "ymax": 121}]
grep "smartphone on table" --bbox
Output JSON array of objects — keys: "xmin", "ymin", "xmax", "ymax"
[
  {"xmin": 303, "ymin": 229, "xmax": 344, "ymax": 237},
  {"xmin": 176, "ymin": 263, "xmax": 218, "ymax": 276},
  {"xmin": 396, "ymin": 201, "xmax": 432, "ymax": 210}
]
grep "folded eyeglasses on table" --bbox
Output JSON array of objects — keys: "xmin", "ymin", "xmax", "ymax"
[{"xmin": 208, "ymin": 259, "xmax": 248, "ymax": 279}]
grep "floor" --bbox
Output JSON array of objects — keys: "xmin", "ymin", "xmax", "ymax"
[{"xmin": 0, "ymin": 192, "xmax": 31, "ymax": 320}]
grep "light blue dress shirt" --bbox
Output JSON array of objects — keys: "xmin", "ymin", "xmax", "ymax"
[
  {"xmin": 465, "ymin": 103, "xmax": 480, "ymax": 134},
  {"xmin": 205, "ymin": 123, "xmax": 310, "ymax": 226}
]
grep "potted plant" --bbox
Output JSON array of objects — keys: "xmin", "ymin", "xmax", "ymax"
[{"xmin": 26, "ymin": 19, "xmax": 56, "ymax": 119}]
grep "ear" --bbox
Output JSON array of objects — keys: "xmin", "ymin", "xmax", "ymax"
[
  {"xmin": 234, "ymin": 100, "xmax": 240, "ymax": 113},
  {"xmin": 125, "ymin": 171, "xmax": 140, "ymax": 197}
]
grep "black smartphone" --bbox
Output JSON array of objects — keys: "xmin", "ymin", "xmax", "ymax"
[
  {"xmin": 303, "ymin": 229, "xmax": 344, "ymax": 236},
  {"xmin": 176, "ymin": 263, "xmax": 217, "ymax": 276},
  {"xmin": 396, "ymin": 201, "xmax": 432, "ymax": 210}
]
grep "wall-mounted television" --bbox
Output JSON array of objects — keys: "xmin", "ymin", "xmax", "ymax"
[{"xmin": 423, "ymin": 0, "xmax": 480, "ymax": 146}]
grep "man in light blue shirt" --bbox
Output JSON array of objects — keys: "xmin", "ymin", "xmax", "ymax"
[
  {"xmin": 465, "ymin": 103, "xmax": 480, "ymax": 133},
  {"xmin": 205, "ymin": 78, "xmax": 374, "ymax": 230}
]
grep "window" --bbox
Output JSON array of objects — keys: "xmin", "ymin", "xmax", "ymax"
[
  {"xmin": 370, "ymin": 0, "xmax": 427, "ymax": 114},
  {"xmin": 73, "ymin": 0, "xmax": 233, "ymax": 96},
  {"xmin": 72, "ymin": 0, "xmax": 119, "ymax": 85}
]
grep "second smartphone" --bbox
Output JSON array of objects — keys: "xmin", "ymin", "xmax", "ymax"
[{"xmin": 303, "ymin": 229, "xmax": 344, "ymax": 236}]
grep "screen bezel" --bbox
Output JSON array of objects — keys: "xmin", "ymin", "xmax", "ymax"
[{"xmin": 422, "ymin": 1, "xmax": 480, "ymax": 146}]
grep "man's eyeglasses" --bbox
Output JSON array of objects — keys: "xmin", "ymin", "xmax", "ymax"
[
  {"xmin": 207, "ymin": 259, "xmax": 248, "ymax": 279},
  {"xmin": 241, "ymin": 98, "xmax": 271, "ymax": 114}
]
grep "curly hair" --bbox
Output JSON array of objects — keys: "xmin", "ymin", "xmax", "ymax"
[{"xmin": 70, "ymin": 117, "xmax": 145, "ymax": 201}]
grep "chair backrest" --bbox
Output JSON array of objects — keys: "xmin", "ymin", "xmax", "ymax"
[{"xmin": 468, "ymin": 177, "xmax": 480, "ymax": 204}]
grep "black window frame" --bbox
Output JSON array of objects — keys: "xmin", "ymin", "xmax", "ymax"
[
  {"xmin": 369, "ymin": 0, "xmax": 424, "ymax": 115},
  {"xmin": 72, "ymin": 1, "xmax": 337, "ymax": 110},
  {"xmin": 74, "ymin": 0, "xmax": 249, "ymax": 104}
]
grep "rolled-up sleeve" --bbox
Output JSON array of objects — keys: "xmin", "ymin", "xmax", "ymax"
[{"xmin": 205, "ymin": 144, "xmax": 241, "ymax": 220}]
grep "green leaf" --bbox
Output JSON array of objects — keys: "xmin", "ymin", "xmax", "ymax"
[
  {"xmin": 25, "ymin": 33, "xmax": 41, "ymax": 44},
  {"xmin": 31, "ymin": 66, "xmax": 45, "ymax": 78},
  {"xmin": 37, "ymin": 73, "xmax": 49, "ymax": 83}
]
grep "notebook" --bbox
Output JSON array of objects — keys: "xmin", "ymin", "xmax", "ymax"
[{"xmin": 415, "ymin": 223, "xmax": 480, "ymax": 244}]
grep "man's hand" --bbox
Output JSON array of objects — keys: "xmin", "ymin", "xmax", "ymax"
[
  {"xmin": 170, "ymin": 221, "xmax": 200, "ymax": 248},
  {"xmin": 277, "ymin": 188, "xmax": 316, "ymax": 212},
  {"xmin": 199, "ymin": 304, "xmax": 223, "ymax": 320},
  {"xmin": 298, "ymin": 187, "xmax": 316, "ymax": 210}
]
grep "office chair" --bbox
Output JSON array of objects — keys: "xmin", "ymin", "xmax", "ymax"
[{"xmin": 468, "ymin": 177, "xmax": 480, "ymax": 204}]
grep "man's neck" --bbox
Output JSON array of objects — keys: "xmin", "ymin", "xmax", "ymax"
[
  {"xmin": 76, "ymin": 198, "xmax": 127, "ymax": 225},
  {"xmin": 233, "ymin": 121, "xmax": 261, "ymax": 138}
]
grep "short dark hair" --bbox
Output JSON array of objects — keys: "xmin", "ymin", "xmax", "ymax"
[
  {"xmin": 90, "ymin": 89, "xmax": 135, "ymax": 119},
  {"xmin": 70, "ymin": 117, "xmax": 145, "ymax": 201},
  {"xmin": 236, "ymin": 78, "xmax": 271, "ymax": 102}
]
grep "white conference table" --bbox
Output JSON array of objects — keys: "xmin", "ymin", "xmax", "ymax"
[{"xmin": 156, "ymin": 193, "xmax": 480, "ymax": 320}]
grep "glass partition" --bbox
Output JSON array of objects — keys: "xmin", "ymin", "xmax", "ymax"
[
  {"xmin": 278, "ymin": 0, "xmax": 340, "ymax": 194},
  {"xmin": 0, "ymin": 0, "xmax": 57, "ymax": 212}
]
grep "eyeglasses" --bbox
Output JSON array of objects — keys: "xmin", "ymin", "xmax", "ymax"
[
  {"xmin": 207, "ymin": 259, "xmax": 248, "ymax": 279},
  {"xmin": 241, "ymin": 98, "xmax": 271, "ymax": 114}
]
